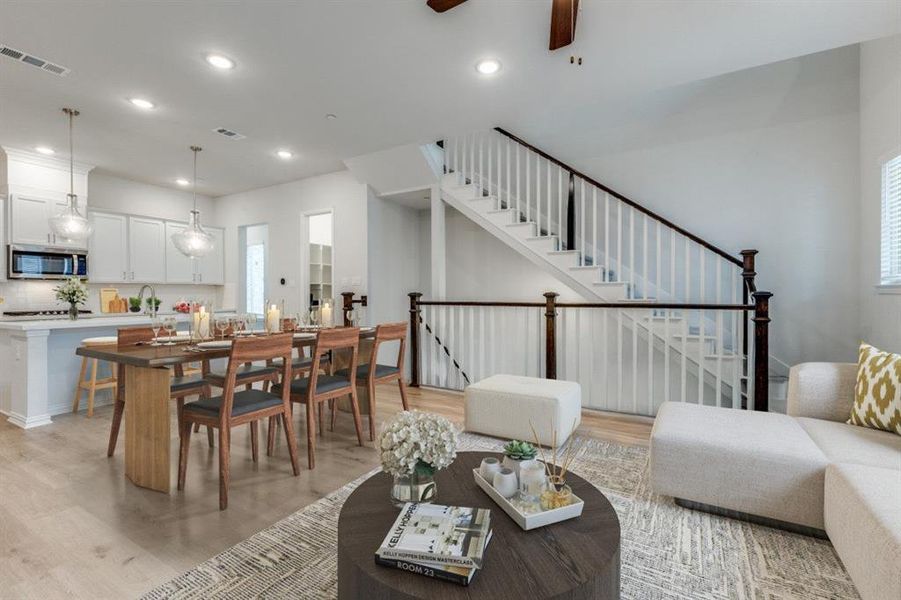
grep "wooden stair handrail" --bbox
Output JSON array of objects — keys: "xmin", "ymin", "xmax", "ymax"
[{"xmin": 493, "ymin": 127, "xmax": 744, "ymax": 268}]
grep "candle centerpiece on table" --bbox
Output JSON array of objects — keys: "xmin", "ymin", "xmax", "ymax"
[
  {"xmin": 265, "ymin": 300, "xmax": 282, "ymax": 334},
  {"xmin": 320, "ymin": 299, "xmax": 333, "ymax": 328},
  {"xmin": 192, "ymin": 303, "xmax": 211, "ymax": 341}
]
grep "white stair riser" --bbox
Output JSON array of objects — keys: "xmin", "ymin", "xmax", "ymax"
[
  {"xmin": 546, "ymin": 252, "xmax": 581, "ymax": 269},
  {"xmin": 506, "ymin": 223, "xmax": 538, "ymax": 240},
  {"xmin": 525, "ymin": 237, "xmax": 558, "ymax": 254},
  {"xmin": 485, "ymin": 210, "xmax": 516, "ymax": 227}
]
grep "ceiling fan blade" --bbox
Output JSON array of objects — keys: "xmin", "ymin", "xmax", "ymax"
[
  {"xmin": 427, "ymin": 0, "xmax": 468, "ymax": 13},
  {"xmin": 549, "ymin": 0, "xmax": 579, "ymax": 50}
]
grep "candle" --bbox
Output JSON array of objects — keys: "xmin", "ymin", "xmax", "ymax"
[
  {"xmin": 266, "ymin": 304, "xmax": 281, "ymax": 334},
  {"xmin": 193, "ymin": 306, "xmax": 210, "ymax": 339},
  {"xmin": 320, "ymin": 301, "xmax": 333, "ymax": 327}
]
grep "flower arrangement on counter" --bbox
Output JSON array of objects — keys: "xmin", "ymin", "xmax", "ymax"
[{"xmin": 54, "ymin": 277, "xmax": 88, "ymax": 320}]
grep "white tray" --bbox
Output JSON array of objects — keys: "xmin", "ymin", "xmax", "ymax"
[{"xmin": 472, "ymin": 469, "xmax": 584, "ymax": 530}]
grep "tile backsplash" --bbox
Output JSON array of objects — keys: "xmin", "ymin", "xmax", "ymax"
[{"xmin": 0, "ymin": 281, "xmax": 227, "ymax": 314}]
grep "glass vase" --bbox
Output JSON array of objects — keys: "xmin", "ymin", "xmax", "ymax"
[
  {"xmin": 68, "ymin": 304, "xmax": 79, "ymax": 320},
  {"xmin": 390, "ymin": 470, "xmax": 437, "ymax": 507}
]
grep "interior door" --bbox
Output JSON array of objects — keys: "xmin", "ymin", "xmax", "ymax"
[
  {"xmin": 88, "ymin": 212, "xmax": 128, "ymax": 282},
  {"xmin": 164, "ymin": 221, "xmax": 197, "ymax": 283},
  {"xmin": 129, "ymin": 217, "xmax": 167, "ymax": 283},
  {"xmin": 195, "ymin": 227, "xmax": 225, "ymax": 284}
]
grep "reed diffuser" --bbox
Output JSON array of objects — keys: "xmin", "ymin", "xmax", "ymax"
[{"xmin": 529, "ymin": 419, "xmax": 582, "ymax": 510}]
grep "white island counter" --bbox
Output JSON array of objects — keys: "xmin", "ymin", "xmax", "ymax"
[{"xmin": 0, "ymin": 313, "xmax": 218, "ymax": 428}]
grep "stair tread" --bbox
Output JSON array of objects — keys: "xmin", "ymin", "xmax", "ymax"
[
  {"xmin": 569, "ymin": 266, "xmax": 600, "ymax": 271},
  {"xmin": 548, "ymin": 250, "xmax": 580, "ymax": 255}
]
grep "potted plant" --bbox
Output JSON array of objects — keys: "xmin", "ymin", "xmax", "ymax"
[
  {"xmin": 379, "ymin": 410, "xmax": 459, "ymax": 506},
  {"xmin": 128, "ymin": 297, "xmax": 142, "ymax": 313},
  {"xmin": 502, "ymin": 440, "xmax": 538, "ymax": 479},
  {"xmin": 54, "ymin": 277, "xmax": 88, "ymax": 320},
  {"xmin": 145, "ymin": 296, "xmax": 161, "ymax": 314}
]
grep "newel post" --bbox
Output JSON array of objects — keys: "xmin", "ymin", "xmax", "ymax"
[
  {"xmin": 408, "ymin": 292, "xmax": 422, "ymax": 387},
  {"xmin": 341, "ymin": 292, "xmax": 354, "ymax": 327},
  {"xmin": 544, "ymin": 292, "xmax": 558, "ymax": 380},
  {"xmin": 752, "ymin": 291, "xmax": 772, "ymax": 412}
]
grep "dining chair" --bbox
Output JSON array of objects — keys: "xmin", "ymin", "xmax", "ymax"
[
  {"xmin": 178, "ymin": 333, "xmax": 300, "ymax": 510},
  {"xmin": 108, "ymin": 327, "xmax": 211, "ymax": 457},
  {"xmin": 334, "ymin": 322, "xmax": 410, "ymax": 440},
  {"xmin": 272, "ymin": 327, "xmax": 365, "ymax": 469}
]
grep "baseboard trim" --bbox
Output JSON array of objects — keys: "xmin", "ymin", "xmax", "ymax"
[
  {"xmin": 674, "ymin": 498, "xmax": 829, "ymax": 539},
  {"xmin": 7, "ymin": 412, "xmax": 53, "ymax": 429}
]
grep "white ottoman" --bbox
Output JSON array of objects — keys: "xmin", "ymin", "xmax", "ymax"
[{"xmin": 464, "ymin": 374, "xmax": 581, "ymax": 446}]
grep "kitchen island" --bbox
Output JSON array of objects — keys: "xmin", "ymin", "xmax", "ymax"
[{"xmin": 0, "ymin": 313, "xmax": 215, "ymax": 428}]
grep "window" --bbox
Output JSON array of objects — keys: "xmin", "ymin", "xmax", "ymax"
[
  {"xmin": 245, "ymin": 243, "xmax": 265, "ymax": 315},
  {"xmin": 882, "ymin": 154, "xmax": 901, "ymax": 285}
]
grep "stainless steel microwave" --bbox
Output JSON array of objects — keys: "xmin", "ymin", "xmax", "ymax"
[{"xmin": 7, "ymin": 245, "xmax": 89, "ymax": 280}]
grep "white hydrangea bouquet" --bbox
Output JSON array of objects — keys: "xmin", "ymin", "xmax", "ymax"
[
  {"xmin": 54, "ymin": 276, "xmax": 88, "ymax": 319},
  {"xmin": 379, "ymin": 411, "xmax": 459, "ymax": 504}
]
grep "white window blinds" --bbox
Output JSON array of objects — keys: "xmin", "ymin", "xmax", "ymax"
[{"xmin": 881, "ymin": 154, "xmax": 901, "ymax": 285}]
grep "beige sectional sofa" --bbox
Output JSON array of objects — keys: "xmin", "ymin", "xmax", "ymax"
[{"xmin": 650, "ymin": 362, "xmax": 901, "ymax": 600}]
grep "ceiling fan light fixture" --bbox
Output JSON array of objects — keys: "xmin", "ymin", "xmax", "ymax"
[{"xmin": 475, "ymin": 58, "xmax": 501, "ymax": 76}]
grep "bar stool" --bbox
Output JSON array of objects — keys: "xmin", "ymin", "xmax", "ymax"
[{"xmin": 72, "ymin": 336, "xmax": 119, "ymax": 417}]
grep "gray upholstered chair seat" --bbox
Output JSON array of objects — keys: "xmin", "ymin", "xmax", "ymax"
[
  {"xmin": 184, "ymin": 389, "xmax": 284, "ymax": 417},
  {"xmin": 271, "ymin": 374, "xmax": 351, "ymax": 396}
]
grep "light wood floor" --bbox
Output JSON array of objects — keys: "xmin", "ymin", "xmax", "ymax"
[{"xmin": 0, "ymin": 384, "xmax": 652, "ymax": 599}]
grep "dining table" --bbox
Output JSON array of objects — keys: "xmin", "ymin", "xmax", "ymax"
[{"xmin": 76, "ymin": 327, "xmax": 376, "ymax": 493}]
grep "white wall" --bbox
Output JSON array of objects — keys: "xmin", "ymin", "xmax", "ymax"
[
  {"xmin": 214, "ymin": 170, "xmax": 367, "ymax": 315},
  {"xmin": 859, "ymin": 35, "xmax": 901, "ymax": 353},
  {"xmin": 89, "ymin": 171, "xmax": 216, "ymax": 224},
  {"xmin": 558, "ymin": 45, "xmax": 863, "ymax": 368},
  {"xmin": 444, "ymin": 206, "xmax": 585, "ymax": 302}
]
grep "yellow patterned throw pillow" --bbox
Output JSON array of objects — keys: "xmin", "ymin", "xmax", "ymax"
[{"xmin": 848, "ymin": 343, "xmax": 901, "ymax": 435}]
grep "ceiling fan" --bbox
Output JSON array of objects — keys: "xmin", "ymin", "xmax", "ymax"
[{"xmin": 427, "ymin": 0, "xmax": 579, "ymax": 50}]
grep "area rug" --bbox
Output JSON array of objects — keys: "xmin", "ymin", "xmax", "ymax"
[{"xmin": 142, "ymin": 433, "xmax": 856, "ymax": 599}]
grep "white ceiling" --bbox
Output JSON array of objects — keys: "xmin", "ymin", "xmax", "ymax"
[{"xmin": 0, "ymin": 0, "xmax": 898, "ymax": 197}]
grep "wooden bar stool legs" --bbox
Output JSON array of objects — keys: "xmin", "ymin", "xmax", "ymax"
[{"xmin": 72, "ymin": 354, "xmax": 118, "ymax": 417}]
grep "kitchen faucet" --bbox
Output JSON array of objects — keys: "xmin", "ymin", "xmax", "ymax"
[{"xmin": 137, "ymin": 284, "xmax": 157, "ymax": 316}]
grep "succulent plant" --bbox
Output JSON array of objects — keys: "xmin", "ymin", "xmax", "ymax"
[{"xmin": 503, "ymin": 440, "xmax": 537, "ymax": 461}]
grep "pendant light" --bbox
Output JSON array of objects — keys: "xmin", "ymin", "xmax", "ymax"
[
  {"xmin": 49, "ymin": 108, "xmax": 93, "ymax": 243},
  {"xmin": 171, "ymin": 145, "xmax": 214, "ymax": 258}
]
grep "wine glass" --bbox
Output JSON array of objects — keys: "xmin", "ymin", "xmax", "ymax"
[
  {"xmin": 347, "ymin": 308, "xmax": 358, "ymax": 327},
  {"xmin": 309, "ymin": 307, "xmax": 320, "ymax": 327},
  {"xmin": 215, "ymin": 316, "xmax": 231, "ymax": 339},
  {"xmin": 162, "ymin": 316, "xmax": 177, "ymax": 345},
  {"xmin": 150, "ymin": 316, "xmax": 163, "ymax": 346},
  {"xmin": 246, "ymin": 313, "xmax": 258, "ymax": 335}
]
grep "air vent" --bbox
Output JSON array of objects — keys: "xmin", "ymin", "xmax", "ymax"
[
  {"xmin": 213, "ymin": 127, "xmax": 246, "ymax": 140},
  {"xmin": 0, "ymin": 43, "xmax": 70, "ymax": 77}
]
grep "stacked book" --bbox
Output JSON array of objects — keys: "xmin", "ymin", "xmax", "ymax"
[{"xmin": 375, "ymin": 502, "xmax": 493, "ymax": 586}]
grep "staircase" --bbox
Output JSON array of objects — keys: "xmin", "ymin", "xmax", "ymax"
[{"xmin": 425, "ymin": 128, "xmax": 774, "ymax": 411}]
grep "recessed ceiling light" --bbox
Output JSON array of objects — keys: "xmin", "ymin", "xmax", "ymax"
[
  {"xmin": 325, "ymin": 113, "xmax": 337, "ymax": 120},
  {"xmin": 175, "ymin": 178, "xmax": 190, "ymax": 186},
  {"xmin": 206, "ymin": 53, "xmax": 235, "ymax": 70},
  {"xmin": 129, "ymin": 97, "xmax": 155, "ymax": 109},
  {"xmin": 475, "ymin": 58, "xmax": 501, "ymax": 75},
  {"xmin": 276, "ymin": 149, "xmax": 293, "ymax": 160},
  {"xmin": 34, "ymin": 146, "xmax": 55, "ymax": 155}
]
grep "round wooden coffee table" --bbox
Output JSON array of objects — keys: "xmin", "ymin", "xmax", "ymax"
[{"xmin": 337, "ymin": 451, "xmax": 620, "ymax": 599}]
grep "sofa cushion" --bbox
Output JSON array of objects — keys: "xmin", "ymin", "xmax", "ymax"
[
  {"xmin": 824, "ymin": 463, "xmax": 901, "ymax": 600},
  {"xmin": 796, "ymin": 417, "xmax": 901, "ymax": 471},
  {"xmin": 848, "ymin": 343, "xmax": 901, "ymax": 435},
  {"xmin": 650, "ymin": 402, "xmax": 830, "ymax": 529}
]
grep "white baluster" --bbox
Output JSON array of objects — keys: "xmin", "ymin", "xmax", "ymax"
[
  {"xmin": 647, "ymin": 308, "xmax": 654, "ymax": 414},
  {"xmin": 617, "ymin": 309, "xmax": 624, "ymax": 413},
  {"xmin": 536, "ymin": 156, "xmax": 542, "ymax": 236},
  {"xmin": 715, "ymin": 261, "xmax": 723, "ymax": 406},
  {"xmin": 731, "ymin": 269, "xmax": 740, "ymax": 409},
  {"xmin": 630, "ymin": 207, "xmax": 635, "ymax": 297},
  {"xmin": 525, "ymin": 150, "xmax": 531, "ymax": 224},
  {"xmin": 655, "ymin": 221, "xmax": 661, "ymax": 300},
  {"xmin": 604, "ymin": 193, "xmax": 610, "ymax": 279},
  {"xmin": 698, "ymin": 249, "xmax": 706, "ymax": 405},
  {"xmin": 664, "ymin": 308, "xmax": 671, "ymax": 404},
  {"xmin": 546, "ymin": 161, "xmax": 552, "ymax": 238},
  {"xmin": 580, "ymin": 179, "xmax": 586, "ymax": 266},
  {"xmin": 631, "ymin": 308, "xmax": 638, "ymax": 413},
  {"xmin": 642, "ymin": 214, "xmax": 648, "ymax": 300},
  {"xmin": 593, "ymin": 187, "xmax": 598, "ymax": 271},
  {"xmin": 506, "ymin": 139, "xmax": 512, "ymax": 211},
  {"xmin": 516, "ymin": 145, "xmax": 521, "ymax": 218}
]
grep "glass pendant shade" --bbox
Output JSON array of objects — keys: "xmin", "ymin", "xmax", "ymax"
[
  {"xmin": 171, "ymin": 210, "xmax": 214, "ymax": 258},
  {"xmin": 50, "ymin": 194, "xmax": 93, "ymax": 243},
  {"xmin": 50, "ymin": 107, "xmax": 93, "ymax": 244},
  {"xmin": 172, "ymin": 145, "xmax": 215, "ymax": 258}
]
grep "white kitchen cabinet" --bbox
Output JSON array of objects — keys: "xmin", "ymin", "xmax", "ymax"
[
  {"xmin": 0, "ymin": 196, "xmax": 6, "ymax": 281},
  {"xmin": 10, "ymin": 193, "xmax": 88, "ymax": 249},
  {"xmin": 128, "ymin": 217, "xmax": 167, "ymax": 283},
  {"xmin": 88, "ymin": 212, "xmax": 128, "ymax": 282},
  {"xmin": 164, "ymin": 221, "xmax": 196, "ymax": 284},
  {"xmin": 195, "ymin": 227, "xmax": 225, "ymax": 285}
]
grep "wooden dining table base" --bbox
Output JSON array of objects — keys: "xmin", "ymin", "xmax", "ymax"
[{"xmin": 124, "ymin": 365, "xmax": 172, "ymax": 493}]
